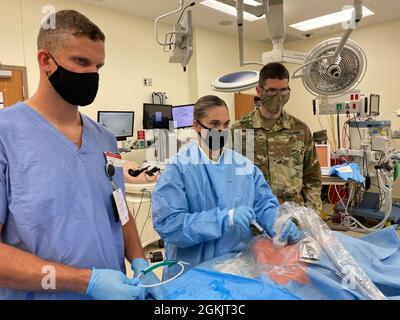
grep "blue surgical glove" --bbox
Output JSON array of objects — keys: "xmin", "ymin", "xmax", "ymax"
[
  {"xmin": 259, "ymin": 210, "xmax": 301, "ymax": 245},
  {"xmin": 86, "ymin": 268, "xmax": 145, "ymax": 300},
  {"xmin": 277, "ymin": 220, "xmax": 301, "ymax": 243},
  {"xmin": 131, "ymin": 258, "xmax": 166, "ymax": 300},
  {"xmin": 233, "ymin": 206, "xmax": 256, "ymax": 231}
]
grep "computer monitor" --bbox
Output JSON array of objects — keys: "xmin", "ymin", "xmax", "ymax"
[
  {"xmin": 369, "ymin": 94, "xmax": 380, "ymax": 116},
  {"xmin": 172, "ymin": 104, "xmax": 194, "ymax": 129},
  {"xmin": 143, "ymin": 104, "xmax": 173, "ymax": 129},
  {"xmin": 97, "ymin": 111, "xmax": 134, "ymax": 141}
]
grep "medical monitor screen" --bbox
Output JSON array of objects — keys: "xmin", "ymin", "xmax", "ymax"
[
  {"xmin": 370, "ymin": 94, "xmax": 380, "ymax": 116},
  {"xmin": 143, "ymin": 104, "xmax": 173, "ymax": 129},
  {"xmin": 172, "ymin": 104, "xmax": 194, "ymax": 129},
  {"xmin": 97, "ymin": 111, "xmax": 134, "ymax": 141}
]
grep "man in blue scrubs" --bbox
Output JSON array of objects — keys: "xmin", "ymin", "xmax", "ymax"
[{"xmin": 0, "ymin": 10, "xmax": 162, "ymax": 300}]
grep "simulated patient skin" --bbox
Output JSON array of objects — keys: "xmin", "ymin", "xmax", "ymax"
[{"xmin": 252, "ymin": 238, "xmax": 310, "ymax": 285}]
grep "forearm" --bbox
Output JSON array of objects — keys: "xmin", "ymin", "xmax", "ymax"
[
  {"xmin": 303, "ymin": 163, "xmax": 322, "ymax": 210},
  {"xmin": 303, "ymin": 188, "xmax": 323, "ymax": 211},
  {"xmin": 0, "ymin": 242, "xmax": 91, "ymax": 293},
  {"xmin": 154, "ymin": 208, "xmax": 230, "ymax": 248},
  {"xmin": 303, "ymin": 136, "xmax": 323, "ymax": 211},
  {"xmin": 123, "ymin": 214, "xmax": 145, "ymax": 264}
]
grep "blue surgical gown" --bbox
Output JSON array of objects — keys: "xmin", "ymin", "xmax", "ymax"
[
  {"xmin": 152, "ymin": 141, "xmax": 279, "ymax": 279},
  {"xmin": 0, "ymin": 103, "xmax": 125, "ymax": 300}
]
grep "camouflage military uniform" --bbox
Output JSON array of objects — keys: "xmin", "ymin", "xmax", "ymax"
[{"xmin": 231, "ymin": 109, "xmax": 322, "ymax": 211}]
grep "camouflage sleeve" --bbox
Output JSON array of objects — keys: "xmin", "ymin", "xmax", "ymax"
[
  {"xmin": 230, "ymin": 120, "xmax": 244, "ymax": 154},
  {"xmin": 302, "ymin": 127, "xmax": 323, "ymax": 212},
  {"xmin": 230, "ymin": 120, "xmax": 241, "ymax": 130}
]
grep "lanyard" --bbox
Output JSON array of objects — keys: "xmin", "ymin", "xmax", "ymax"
[
  {"xmin": 105, "ymin": 162, "xmax": 120, "ymax": 191},
  {"xmin": 105, "ymin": 162, "xmax": 121, "ymax": 222}
]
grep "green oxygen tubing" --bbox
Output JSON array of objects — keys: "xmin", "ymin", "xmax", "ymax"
[{"xmin": 136, "ymin": 260, "xmax": 189, "ymax": 288}]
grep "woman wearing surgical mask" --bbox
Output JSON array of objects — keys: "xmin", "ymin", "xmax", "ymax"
[{"xmin": 152, "ymin": 95, "xmax": 300, "ymax": 280}]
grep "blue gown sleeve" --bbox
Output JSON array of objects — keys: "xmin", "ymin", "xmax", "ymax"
[
  {"xmin": 252, "ymin": 166, "xmax": 279, "ymax": 236},
  {"xmin": 152, "ymin": 163, "xmax": 230, "ymax": 248},
  {"xmin": 0, "ymin": 140, "xmax": 8, "ymax": 225}
]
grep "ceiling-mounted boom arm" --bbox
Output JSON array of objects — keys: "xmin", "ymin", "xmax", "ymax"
[
  {"xmin": 262, "ymin": 0, "xmax": 308, "ymax": 65},
  {"xmin": 236, "ymin": 0, "xmax": 265, "ymax": 67},
  {"xmin": 155, "ymin": 0, "xmax": 185, "ymax": 47},
  {"xmin": 235, "ymin": 0, "xmax": 306, "ymax": 67},
  {"xmin": 292, "ymin": 0, "xmax": 364, "ymax": 79},
  {"xmin": 266, "ymin": 0, "xmax": 285, "ymax": 42},
  {"xmin": 331, "ymin": 0, "xmax": 363, "ymax": 61}
]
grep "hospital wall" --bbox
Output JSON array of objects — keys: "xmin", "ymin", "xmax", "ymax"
[{"xmin": 0, "ymin": 0, "xmax": 270, "ymax": 130}]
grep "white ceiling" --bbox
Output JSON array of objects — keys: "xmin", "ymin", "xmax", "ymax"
[{"xmin": 80, "ymin": 0, "xmax": 400, "ymax": 43}]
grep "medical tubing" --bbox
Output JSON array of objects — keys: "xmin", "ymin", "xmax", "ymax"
[
  {"xmin": 273, "ymin": 202, "xmax": 387, "ymax": 300},
  {"xmin": 136, "ymin": 262, "xmax": 185, "ymax": 288}
]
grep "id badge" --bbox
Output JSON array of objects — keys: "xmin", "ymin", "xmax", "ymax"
[
  {"xmin": 112, "ymin": 188, "xmax": 130, "ymax": 226},
  {"xmin": 104, "ymin": 152, "xmax": 123, "ymax": 168}
]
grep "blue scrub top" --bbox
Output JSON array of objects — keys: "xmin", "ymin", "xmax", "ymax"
[
  {"xmin": 0, "ymin": 103, "xmax": 126, "ymax": 300},
  {"xmin": 152, "ymin": 141, "xmax": 279, "ymax": 279}
]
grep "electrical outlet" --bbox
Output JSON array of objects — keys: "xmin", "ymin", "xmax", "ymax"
[{"xmin": 143, "ymin": 78, "xmax": 153, "ymax": 87}]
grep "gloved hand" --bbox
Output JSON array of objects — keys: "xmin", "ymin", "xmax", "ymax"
[
  {"xmin": 275, "ymin": 220, "xmax": 301, "ymax": 244},
  {"xmin": 131, "ymin": 258, "xmax": 166, "ymax": 300},
  {"xmin": 259, "ymin": 210, "xmax": 301, "ymax": 245},
  {"xmin": 86, "ymin": 268, "xmax": 145, "ymax": 300},
  {"xmin": 233, "ymin": 206, "xmax": 256, "ymax": 231}
]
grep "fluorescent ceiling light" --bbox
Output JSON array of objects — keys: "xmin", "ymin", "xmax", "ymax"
[
  {"xmin": 290, "ymin": 6, "xmax": 374, "ymax": 32},
  {"xmin": 200, "ymin": 0, "xmax": 264, "ymax": 22}
]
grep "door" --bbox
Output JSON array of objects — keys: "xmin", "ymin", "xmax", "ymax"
[
  {"xmin": 235, "ymin": 93, "xmax": 258, "ymax": 120},
  {"xmin": 0, "ymin": 66, "xmax": 28, "ymax": 109}
]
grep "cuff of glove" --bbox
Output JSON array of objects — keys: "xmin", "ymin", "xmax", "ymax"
[
  {"xmin": 258, "ymin": 210, "xmax": 278, "ymax": 237},
  {"xmin": 131, "ymin": 258, "xmax": 149, "ymax": 277},
  {"xmin": 85, "ymin": 268, "xmax": 98, "ymax": 295}
]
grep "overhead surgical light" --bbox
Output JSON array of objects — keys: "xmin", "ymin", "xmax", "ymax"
[
  {"xmin": 290, "ymin": 5, "xmax": 374, "ymax": 32},
  {"xmin": 211, "ymin": 70, "xmax": 260, "ymax": 92},
  {"xmin": 212, "ymin": 0, "xmax": 308, "ymax": 93},
  {"xmin": 200, "ymin": 0, "xmax": 264, "ymax": 21}
]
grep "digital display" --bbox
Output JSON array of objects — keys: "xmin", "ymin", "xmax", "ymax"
[
  {"xmin": 370, "ymin": 94, "xmax": 380, "ymax": 116},
  {"xmin": 172, "ymin": 104, "xmax": 194, "ymax": 129},
  {"xmin": 143, "ymin": 104, "xmax": 173, "ymax": 129},
  {"xmin": 98, "ymin": 111, "xmax": 134, "ymax": 141}
]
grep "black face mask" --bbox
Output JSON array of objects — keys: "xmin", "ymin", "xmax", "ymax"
[
  {"xmin": 47, "ymin": 52, "xmax": 99, "ymax": 106},
  {"xmin": 198, "ymin": 121, "xmax": 229, "ymax": 151}
]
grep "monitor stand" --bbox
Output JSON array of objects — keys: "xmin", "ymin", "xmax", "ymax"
[{"xmin": 154, "ymin": 129, "xmax": 168, "ymax": 163}]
